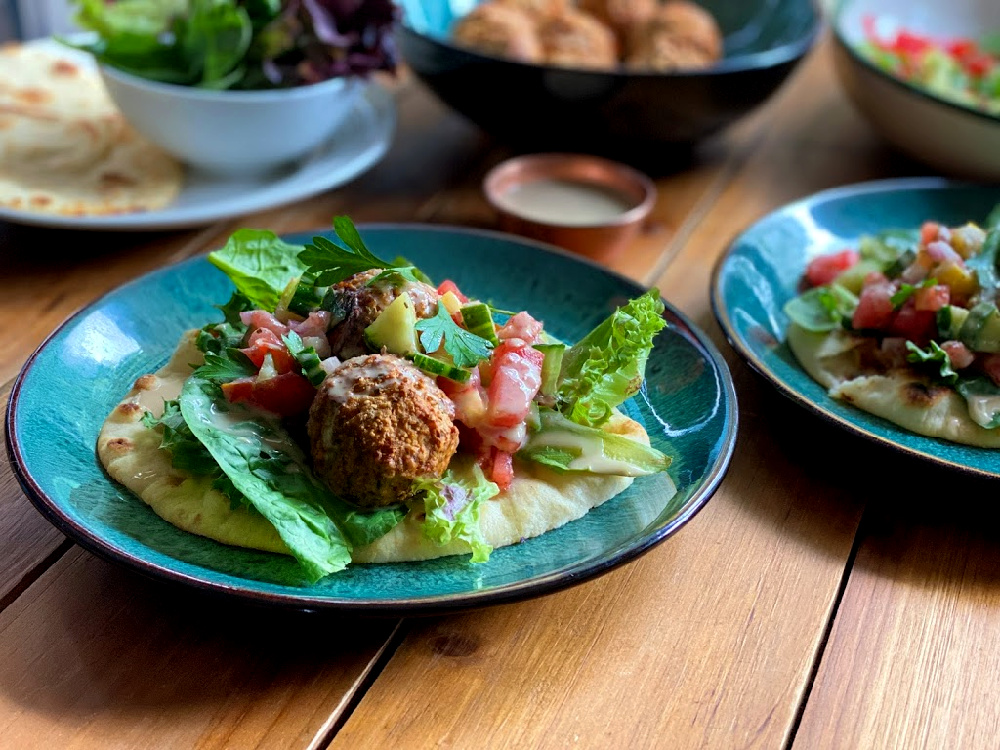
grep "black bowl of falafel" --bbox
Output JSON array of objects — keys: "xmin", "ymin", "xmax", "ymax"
[{"xmin": 396, "ymin": 0, "xmax": 822, "ymax": 163}]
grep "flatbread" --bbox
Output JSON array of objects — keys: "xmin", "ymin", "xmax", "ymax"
[
  {"xmin": 0, "ymin": 43, "xmax": 183, "ymax": 216},
  {"xmin": 787, "ymin": 323, "xmax": 1000, "ymax": 448},
  {"xmin": 98, "ymin": 331, "xmax": 662, "ymax": 564}
]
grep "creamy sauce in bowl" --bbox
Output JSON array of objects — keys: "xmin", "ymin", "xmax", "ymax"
[{"xmin": 496, "ymin": 178, "xmax": 637, "ymax": 227}]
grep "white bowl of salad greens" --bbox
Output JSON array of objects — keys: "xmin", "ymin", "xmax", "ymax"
[
  {"xmin": 66, "ymin": 0, "xmax": 397, "ymax": 175},
  {"xmin": 832, "ymin": 0, "xmax": 1000, "ymax": 179}
]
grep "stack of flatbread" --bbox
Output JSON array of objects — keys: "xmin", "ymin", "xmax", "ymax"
[{"xmin": 0, "ymin": 43, "xmax": 183, "ymax": 216}]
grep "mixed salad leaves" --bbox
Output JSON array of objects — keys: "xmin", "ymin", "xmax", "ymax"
[
  {"xmin": 142, "ymin": 218, "xmax": 671, "ymax": 582},
  {"xmin": 68, "ymin": 0, "xmax": 397, "ymax": 90},
  {"xmin": 858, "ymin": 16, "xmax": 1000, "ymax": 115},
  {"xmin": 785, "ymin": 203, "xmax": 1000, "ymax": 430}
]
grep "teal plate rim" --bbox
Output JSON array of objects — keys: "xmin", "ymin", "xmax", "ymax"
[
  {"xmin": 7, "ymin": 224, "xmax": 738, "ymax": 614},
  {"xmin": 711, "ymin": 176, "xmax": 1000, "ymax": 480}
]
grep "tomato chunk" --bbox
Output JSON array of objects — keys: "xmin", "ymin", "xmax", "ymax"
[
  {"xmin": 437, "ymin": 279, "xmax": 469, "ymax": 303},
  {"xmin": 222, "ymin": 372, "xmax": 315, "ymax": 416},
  {"xmin": 485, "ymin": 344, "xmax": 543, "ymax": 428},
  {"xmin": 482, "ymin": 448, "xmax": 514, "ymax": 492},
  {"xmin": 805, "ymin": 250, "xmax": 859, "ymax": 288},
  {"xmin": 913, "ymin": 285, "xmax": 950, "ymax": 312},
  {"xmin": 888, "ymin": 302, "xmax": 937, "ymax": 345},
  {"xmin": 853, "ymin": 280, "xmax": 896, "ymax": 330},
  {"xmin": 941, "ymin": 341, "xmax": 974, "ymax": 370},
  {"xmin": 241, "ymin": 328, "xmax": 297, "ymax": 374}
]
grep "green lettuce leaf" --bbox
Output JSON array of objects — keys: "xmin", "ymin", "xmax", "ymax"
[
  {"xmin": 415, "ymin": 466, "xmax": 499, "ymax": 563},
  {"xmin": 207, "ymin": 229, "xmax": 306, "ymax": 311},
  {"xmin": 555, "ymin": 289, "xmax": 667, "ymax": 428},
  {"xmin": 178, "ymin": 355, "xmax": 403, "ymax": 582},
  {"xmin": 520, "ymin": 409, "xmax": 671, "ymax": 476},
  {"xmin": 783, "ymin": 284, "xmax": 858, "ymax": 333},
  {"xmin": 956, "ymin": 376, "xmax": 1000, "ymax": 429},
  {"xmin": 967, "ymin": 228, "xmax": 1000, "ymax": 303},
  {"xmin": 905, "ymin": 340, "xmax": 959, "ymax": 384}
]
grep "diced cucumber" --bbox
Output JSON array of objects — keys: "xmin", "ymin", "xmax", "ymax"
[
  {"xmin": 364, "ymin": 294, "xmax": 419, "ymax": 355},
  {"xmin": 833, "ymin": 259, "xmax": 883, "ymax": 295},
  {"xmin": 408, "ymin": 352, "xmax": 471, "ymax": 383},
  {"xmin": 533, "ymin": 343, "xmax": 566, "ymax": 397},
  {"xmin": 959, "ymin": 302, "xmax": 1000, "ymax": 353},
  {"xmin": 281, "ymin": 332, "xmax": 328, "ymax": 386},
  {"xmin": 460, "ymin": 303, "xmax": 499, "ymax": 345},
  {"xmin": 288, "ymin": 272, "xmax": 325, "ymax": 317},
  {"xmin": 937, "ymin": 305, "xmax": 970, "ymax": 340}
]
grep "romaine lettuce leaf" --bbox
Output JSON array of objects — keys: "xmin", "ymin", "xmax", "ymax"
[
  {"xmin": 556, "ymin": 289, "xmax": 667, "ymax": 428},
  {"xmin": 415, "ymin": 466, "xmax": 498, "ymax": 564},
  {"xmin": 207, "ymin": 229, "xmax": 306, "ymax": 311},
  {"xmin": 520, "ymin": 409, "xmax": 670, "ymax": 476},
  {"xmin": 966, "ymin": 228, "xmax": 1000, "ymax": 303},
  {"xmin": 178, "ymin": 353, "xmax": 403, "ymax": 581},
  {"xmin": 905, "ymin": 341, "xmax": 959, "ymax": 384}
]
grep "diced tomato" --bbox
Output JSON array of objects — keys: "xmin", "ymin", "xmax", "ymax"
[
  {"xmin": 485, "ymin": 344, "xmax": 544, "ymax": 428},
  {"xmin": 941, "ymin": 341, "xmax": 975, "ymax": 370},
  {"xmin": 893, "ymin": 30, "xmax": 932, "ymax": 56},
  {"xmin": 805, "ymin": 249, "xmax": 859, "ymax": 288},
  {"xmin": 983, "ymin": 354, "xmax": 1000, "ymax": 386},
  {"xmin": 946, "ymin": 38, "xmax": 978, "ymax": 60},
  {"xmin": 887, "ymin": 301, "xmax": 937, "ymax": 345},
  {"xmin": 497, "ymin": 312, "xmax": 544, "ymax": 346},
  {"xmin": 289, "ymin": 311, "xmax": 331, "ymax": 338},
  {"xmin": 853, "ymin": 280, "xmax": 896, "ymax": 330},
  {"xmin": 913, "ymin": 285, "xmax": 950, "ymax": 312},
  {"xmin": 240, "ymin": 310, "xmax": 289, "ymax": 338},
  {"xmin": 222, "ymin": 372, "xmax": 316, "ymax": 416},
  {"xmin": 966, "ymin": 53, "xmax": 994, "ymax": 78},
  {"xmin": 486, "ymin": 449, "xmax": 514, "ymax": 492},
  {"xmin": 920, "ymin": 221, "xmax": 941, "ymax": 246},
  {"xmin": 437, "ymin": 279, "xmax": 469, "ymax": 303},
  {"xmin": 241, "ymin": 328, "xmax": 297, "ymax": 373}
]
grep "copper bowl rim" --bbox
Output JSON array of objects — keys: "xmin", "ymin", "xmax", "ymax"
[{"xmin": 482, "ymin": 153, "xmax": 657, "ymax": 230}]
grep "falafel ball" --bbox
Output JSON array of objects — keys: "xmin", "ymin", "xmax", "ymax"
[
  {"xmin": 577, "ymin": 0, "xmax": 655, "ymax": 45},
  {"xmin": 625, "ymin": 1, "xmax": 722, "ymax": 71},
  {"xmin": 495, "ymin": 0, "xmax": 568, "ymax": 19},
  {"xmin": 451, "ymin": 3, "xmax": 545, "ymax": 63},
  {"xmin": 326, "ymin": 268, "xmax": 439, "ymax": 359},
  {"xmin": 308, "ymin": 354, "xmax": 460, "ymax": 508},
  {"xmin": 538, "ymin": 8, "xmax": 618, "ymax": 69}
]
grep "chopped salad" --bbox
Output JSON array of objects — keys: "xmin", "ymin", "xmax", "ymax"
[
  {"xmin": 857, "ymin": 17, "xmax": 1000, "ymax": 115},
  {"xmin": 785, "ymin": 203, "xmax": 1000, "ymax": 429}
]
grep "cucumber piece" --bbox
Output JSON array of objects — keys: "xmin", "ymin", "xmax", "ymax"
[
  {"xmin": 460, "ymin": 303, "xmax": 499, "ymax": 345},
  {"xmin": 937, "ymin": 305, "xmax": 970, "ymax": 340},
  {"xmin": 364, "ymin": 294, "xmax": 419, "ymax": 355},
  {"xmin": 533, "ymin": 343, "xmax": 566, "ymax": 397},
  {"xmin": 832, "ymin": 259, "xmax": 883, "ymax": 295},
  {"xmin": 408, "ymin": 352, "xmax": 471, "ymax": 383},
  {"xmin": 959, "ymin": 302, "xmax": 1000, "ymax": 353},
  {"xmin": 281, "ymin": 332, "xmax": 327, "ymax": 386},
  {"xmin": 288, "ymin": 272, "xmax": 325, "ymax": 317}
]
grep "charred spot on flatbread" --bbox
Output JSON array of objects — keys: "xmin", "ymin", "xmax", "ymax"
[{"xmin": 898, "ymin": 379, "xmax": 951, "ymax": 409}]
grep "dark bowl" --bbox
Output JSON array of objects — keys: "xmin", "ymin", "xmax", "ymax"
[{"xmin": 396, "ymin": 0, "xmax": 822, "ymax": 163}]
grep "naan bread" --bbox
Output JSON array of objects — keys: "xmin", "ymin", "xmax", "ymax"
[
  {"xmin": 787, "ymin": 323, "xmax": 1000, "ymax": 448},
  {"xmin": 98, "ymin": 331, "xmax": 661, "ymax": 564},
  {"xmin": 0, "ymin": 43, "xmax": 183, "ymax": 216}
]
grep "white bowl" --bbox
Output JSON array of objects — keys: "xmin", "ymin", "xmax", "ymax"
[
  {"xmin": 832, "ymin": 0, "xmax": 1000, "ymax": 180},
  {"xmin": 99, "ymin": 66, "xmax": 364, "ymax": 175}
]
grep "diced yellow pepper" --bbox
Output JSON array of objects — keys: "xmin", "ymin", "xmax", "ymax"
[
  {"xmin": 936, "ymin": 261, "xmax": 978, "ymax": 298},
  {"xmin": 950, "ymin": 223, "xmax": 986, "ymax": 259},
  {"xmin": 441, "ymin": 291, "xmax": 463, "ymax": 315}
]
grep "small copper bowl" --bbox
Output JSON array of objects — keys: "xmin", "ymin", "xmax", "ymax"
[{"xmin": 483, "ymin": 153, "xmax": 656, "ymax": 263}]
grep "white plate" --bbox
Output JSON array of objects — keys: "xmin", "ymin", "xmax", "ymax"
[{"xmin": 0, "ymin": 39, "xmax": 396, "ymax": 231}]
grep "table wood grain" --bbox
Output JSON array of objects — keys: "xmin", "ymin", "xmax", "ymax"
[{"xmin": 1, "ymin": 36, "xmax": 993, "ymax": 750}]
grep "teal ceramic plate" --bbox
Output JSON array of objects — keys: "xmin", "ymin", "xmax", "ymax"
[
  {"xmin": 7, "ymin": 226, "xmax": 737, "ymax": 613},
  {"xmin": 713, "ymin": 178, "xmax": 1000, "ymax": 478}
]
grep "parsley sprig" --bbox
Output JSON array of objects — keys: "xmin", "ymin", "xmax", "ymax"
[
  {"xmin": 299, "ymin": 216, "xmax": 429, "ymax": 287},
  {"xmin": 415, "ymin": 301, "xmax": 494, "ymax": 368}
]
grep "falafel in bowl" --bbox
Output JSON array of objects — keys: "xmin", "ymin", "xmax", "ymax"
[{"xmin": 395, "ymin": 0, "xmax": 822, "ymax": 157}]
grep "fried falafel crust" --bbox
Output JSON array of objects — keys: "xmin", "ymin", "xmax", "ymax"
[{"xmin": 308, "ymin": 354, "xmax": 460, "ymax": 508}]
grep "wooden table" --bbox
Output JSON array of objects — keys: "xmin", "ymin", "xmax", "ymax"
[{"xmin": 3, "ymin": 37, "xmax": 997, "ymax": 749}]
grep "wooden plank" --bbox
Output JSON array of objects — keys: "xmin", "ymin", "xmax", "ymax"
[
  {"xmin": 0, "ymin": 387, "xmax": 72, "ymax": 610},
  {"xmin": 328, "ymin": 42, "xmax": 875, "ymax": 750},
  {"xmin": 0, "ymin": 547, "xmax": 398, "ymax": 749},
  {"xmin": 792, "ymin": 442, "xmax": 1000, "ymax": 744}
]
